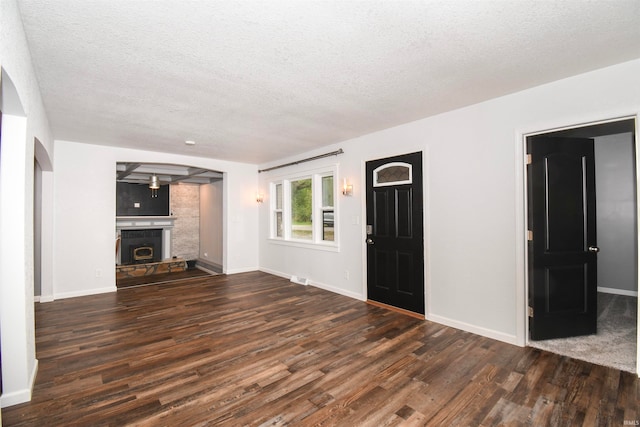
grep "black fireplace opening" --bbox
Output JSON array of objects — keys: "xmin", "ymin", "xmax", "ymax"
[{"xmin": 120, "ymin": 229, "xmax": 163, "ymax": 265}]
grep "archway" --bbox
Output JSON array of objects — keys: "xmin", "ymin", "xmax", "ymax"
[
  {"xmin": 34, "ymin": 137, "xmax": 53, "ymax": 301},
  {"xmin": 0, "ymin": 68, "xmax": 37, "ymax": 407}
]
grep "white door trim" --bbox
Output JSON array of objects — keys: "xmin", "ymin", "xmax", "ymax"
[
  {"xmin": 515, "ymin": 113, "xmax": 640, "ymax": 377},
  {"xmin": 360, "ymin": 151, "xmax": 429, "ymax": 318}
]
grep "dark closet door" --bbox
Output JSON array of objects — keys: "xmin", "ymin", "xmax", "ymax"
[{"xmin": 528, "ymin": 136, "xmax": 598, "ymax": 340}]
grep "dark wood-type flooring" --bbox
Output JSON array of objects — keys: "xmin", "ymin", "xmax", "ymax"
[
  {"xmin": 116, "ymin": 268, "xmax": 213, "ymax": 289},
  {"xmin": 3, "ymin": 272, "xmax": 638, "ymax": 426}
]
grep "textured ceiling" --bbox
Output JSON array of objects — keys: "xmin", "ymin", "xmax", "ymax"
[{"xmin": 16, "ymin": 0, "xmax": 640, "ymax": 164}]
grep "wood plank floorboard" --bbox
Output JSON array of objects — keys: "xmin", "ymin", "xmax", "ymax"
[{"xmin": 2, "ymin": 271, "xmax": 638, "ymax": 426}]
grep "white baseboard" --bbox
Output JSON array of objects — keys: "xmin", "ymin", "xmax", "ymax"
[
  {"xmin": 195, "ymin": 265, "xmax": 219, "ymax": 275},
  {"xmin": 598, "ymin": 287, "xmax": 638, "ymax": 297},
  {"xmin": 258, "ymin": 267, "xmax": 290, "ymax": 279},
  {"xmin": 54, "ymin": 286, "xmax": 116, "ymax": 300},
  {"xmin": 224, "ymin": 267, "xmax": 259, "ymax": 275},
  {"xmin": 0, "ymin": 387, "xmax": 31, "ymax": 408},
  {"xmin": 0, "ymin": 359, "xmax": 38, "ymax": 408},
  {"xmin": 427, "ymin": 313, "xmax": 519, "ymax": 346},
  {"xmin": 38, "ymin": 294, "xmax": 55, "ymax": 303},
  {"xmin": 258, "ymin": 267, "xmax": 365, "ymax": 301},
  {"xmin": 195, "ymin": 259, "xmax": 222, "ymax": 273},
  {"xmin": 308, "ymin": 279, "xmax": 365, "ymax": 301}
]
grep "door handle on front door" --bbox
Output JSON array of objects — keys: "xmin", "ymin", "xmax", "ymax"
[
  {"xmin": 366, "ymin": 238, "xmax": 374, "ymax": 245},
  {"xmin": 588, "ymin": 246, "xmax": 600, "ymax": 253}
]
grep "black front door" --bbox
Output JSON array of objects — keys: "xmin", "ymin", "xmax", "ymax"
[
  {"xmin": 527, "ymin": 136, "xmax": 598, "ymax": 340},
  {"xmin": 366, "ymin": 152, "xmax": 424, "ymax": 314}
]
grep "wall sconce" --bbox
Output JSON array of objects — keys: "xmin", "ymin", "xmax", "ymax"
[
  {"xmin": 256, "ymin": 192, "xmax": 264, "ymax": 203},
  {"xmin": 342, "ymin": 178, "xmax": 353, "ymax": 196}
]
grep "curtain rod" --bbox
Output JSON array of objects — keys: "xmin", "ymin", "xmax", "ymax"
[{"xmin": 258, "ymin": 148, "xmax": 344, "ymax": 173}]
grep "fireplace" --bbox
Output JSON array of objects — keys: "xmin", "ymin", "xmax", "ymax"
[
  {"xmin": 120, "ymin": 229, "xmax": 163, "ymax": 265},
  {"xmin": 132, "ymin": 245, "xmax": 154, "ymax": 262},
  {"xmin": 116, "ymin": 216, "xmax": 175, "ymax": 265}
]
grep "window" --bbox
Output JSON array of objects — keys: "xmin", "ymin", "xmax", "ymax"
[
  {"xmin": 274, "ymin": 183, "xmax": 283, "ymax": 238},
  {"xmin": 373, "ymin": 162, "xmax": 412, "ymax": 187},
  {"xmin": 321, "ymin": 175, "xmax": 334, "ymax": 242},
  {"xmin": 270, "ymin": 166, "xmax": 337, "ymax": 247},
  {"xmin": 291, "ymin": 178, "xmax": 312, "ymax": 240}
]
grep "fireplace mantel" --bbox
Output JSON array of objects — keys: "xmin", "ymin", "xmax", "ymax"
[
  {"xmin": 116, "ymin": 216, "xmax": 176, "ymax": 229},
  {"xmin": 116, "ymin": 216, "xmax": 176, "ymax": 264}
]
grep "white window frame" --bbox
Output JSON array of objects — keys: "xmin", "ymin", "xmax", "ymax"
[
  {"xmin": 317, "ymin": 173, "xmax": 335, "ymax": 243},
  {"xmin": 269, "ymin": 165, "xmax": 339, "ymax": 251},
  {"xmin": 272, "ymin": 181, "xmax": 284, "ymax": 238}
]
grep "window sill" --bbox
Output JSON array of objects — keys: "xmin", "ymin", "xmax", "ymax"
[{"xmin": 267, "ymin": 238, "xmax": 340, "ymax": 252}]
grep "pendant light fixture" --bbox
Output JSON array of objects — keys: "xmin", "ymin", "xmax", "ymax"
[{"xmin": 149, "ymin": 174, "xmax": 160, "ymax": 198}]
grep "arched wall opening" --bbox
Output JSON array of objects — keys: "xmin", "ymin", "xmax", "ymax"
[
  {"xmin": 34, "ymin": 137, "xmax": 53, "ymax": 301},
  {"xmin": 0, "ymin": 68, "xmax": 38, "ymax": 407}
]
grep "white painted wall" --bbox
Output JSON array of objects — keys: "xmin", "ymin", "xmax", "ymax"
[
  {"xmin": 52, "ymin": 141, "xmax": 259, "ymax": 298},
  {"xmin": 34, "ymin": 160, "xmax": 42, "ymax": 296},
  {"xmin": 595, "ymin": 132, "xmax": 637, "ymax": 294},
  {"xmin": 0, "ymin": 0, "xmax": 54, "ymax": 408},
  {"xmin": 0, "ymin": 113, "xmax": 33, "ymax": 407},
  {"xmin": 259, "ymin": 59, "xmax": 640, "ymax": 346},
  {"xmin": 200, "ymin": 180, "xmax": 223, "ymax": 267}
]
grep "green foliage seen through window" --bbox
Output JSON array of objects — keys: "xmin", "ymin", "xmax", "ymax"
[{"xmin": 291, "ymin": 178, "xmax": 312, "ymax": 224}]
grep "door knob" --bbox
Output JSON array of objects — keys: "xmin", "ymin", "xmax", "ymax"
[
  {"xmin": 366, "ymin": 238, "xmax": 374, "ymax": 245},
  {"xmin": 588, "ymin": 246, "xmax": 600, "ymax": 253}
]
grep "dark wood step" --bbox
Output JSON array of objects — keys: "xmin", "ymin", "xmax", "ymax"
[{"xmin": 116, "ymin": 267, "xmax": 213, "ymax": 289}]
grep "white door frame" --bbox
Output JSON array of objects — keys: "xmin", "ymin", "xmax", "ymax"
[
  {"xmin": 515, "ymin": 113, "xmax": 640, "ymax": 377},
  {"xmin": 360, "ymin": 150, "xmax": 430, "ymax": 318}
]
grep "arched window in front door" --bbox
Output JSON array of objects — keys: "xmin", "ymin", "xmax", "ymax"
[{"xmin": 373, "ymin": 162, "xmax": 412, "ymax": 187}]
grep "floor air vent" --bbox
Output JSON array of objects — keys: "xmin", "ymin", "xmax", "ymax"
[{"xmin": 290, "ymin": 276, "xmax": 309, "ymax": 286}]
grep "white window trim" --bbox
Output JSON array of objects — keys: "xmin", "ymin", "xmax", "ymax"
[
  {"xmin": 272, "ymin": 181, "xmax": 284, "ymax": 238},
  {"xmin": 268, "ymin": 164, "xmax": 339, "ymax": 250}
]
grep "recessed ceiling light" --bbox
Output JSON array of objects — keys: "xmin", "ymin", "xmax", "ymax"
[{"xmin": 185, "ymin": 140, "xmax": 196, "ymax": 146}]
